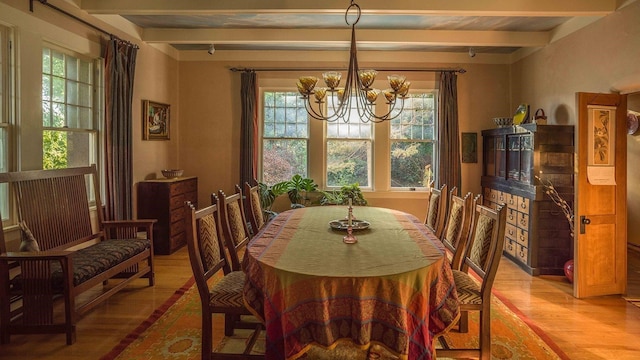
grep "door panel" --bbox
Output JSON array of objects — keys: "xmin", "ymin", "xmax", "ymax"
[{"xmin": 575, "ymin": 92, "xmax": 627, "ymax": 298}]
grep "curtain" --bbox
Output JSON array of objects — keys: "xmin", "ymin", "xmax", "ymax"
[
  {"xmin": 240, "ymin": 71, "xmax": 258, "ymax": 186},
  {"xmin": 437, "ymin": 71, "xmax": 461, "ymax": 191},
  {"xmin": 104, "ymin": 38, "xmax": 138, "ymax": 220}
]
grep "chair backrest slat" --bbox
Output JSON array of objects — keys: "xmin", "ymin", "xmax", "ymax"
[
  {"xmin": 215, "ymin": 188, "xmax": 252, "ymax": 272},
  {"xmin": 425, "ymin": 184, "xmax": 449, "ymax": 238}
]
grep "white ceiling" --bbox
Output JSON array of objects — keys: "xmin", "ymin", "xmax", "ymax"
[{"xmin": 75, "ymin": 0, "xmax": 635, "ymax": 56}]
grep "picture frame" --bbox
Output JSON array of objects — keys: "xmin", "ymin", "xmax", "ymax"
[
  {"xmin": 587, "ymin": 105, "xmax": 615, "ymax": 166},
  {"xmin": 461, "ymin": 132, "xmax": 478, "ymax": 163},
  {"xmin": 143, "ymin": 100, "xmax": 170, "ymax": 140}
]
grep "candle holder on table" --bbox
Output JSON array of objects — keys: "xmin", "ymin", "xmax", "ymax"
[{"xmin": 343, "ymin": 202, "xmax": 358, "ymax": 244}]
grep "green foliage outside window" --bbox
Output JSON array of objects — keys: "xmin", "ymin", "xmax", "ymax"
[{"xmin": 43, "ymin": 130, "xmax": 68, "ymax": 169}]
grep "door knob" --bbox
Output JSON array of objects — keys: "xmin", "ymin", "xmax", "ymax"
[{"xmin": 580, "ymin": 215, "xmax": 591, "ymax": 234}]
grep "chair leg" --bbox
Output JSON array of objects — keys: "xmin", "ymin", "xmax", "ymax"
[
  {"xmin": 224, "ymin": 314, "xmax": 236, "ymax": 336},
  {"xmin": 202, "ymin": 313, "xmax": 212, "ymax": 360},
  {"xmin": 458, "ymin": 311, "xmax": 469, "ymax": 333},
  {"xmin": 479, "ymin": 310, "xmax": 491, "ymax": 360}
]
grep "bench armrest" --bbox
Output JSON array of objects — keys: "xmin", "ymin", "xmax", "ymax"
[
  {"xmin": 1, "ymin": 251, "xmax": 73, "ymax": 261},
  {"xmin": 102, "ymin": 219, "xmax": 156, "ymax": 241}
]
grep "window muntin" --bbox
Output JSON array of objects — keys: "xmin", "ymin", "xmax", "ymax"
[
  {"xmin": 261, "ymin": 91, "xmax": 309, "ymax": 184},
  {"xmin": 326, "ymin": 97, "xmax": 373, "ymax": 188},
  {"xmin": 42, "ymin": 47, "xmax": 97, "ymax": 169},
  {"xmin": 390, "ymin": 93, "xmax": 437, "ymax": 189}
]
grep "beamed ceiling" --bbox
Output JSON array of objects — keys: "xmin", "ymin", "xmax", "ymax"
[{"xmin": 73, "ymin": 0, "xmax": 635, "ymax": 57}]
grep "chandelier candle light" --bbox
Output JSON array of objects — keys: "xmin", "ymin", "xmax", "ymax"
[{"xmin": 297, "ymin": 1, "xmax": 410, "ymax": 123}]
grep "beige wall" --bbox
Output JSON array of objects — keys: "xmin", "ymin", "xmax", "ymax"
[
  {"xmin": 510, "ymin": 1, "xmax": 640, "ymax": 246},
  {"xmin": 176, "ymin": 59, "xmax": 509, "ymax": 218}
]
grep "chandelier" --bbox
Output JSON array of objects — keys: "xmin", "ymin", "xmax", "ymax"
[{"xmin": 296, "ymin": 1, "xmax": 410, "ymax": 123}]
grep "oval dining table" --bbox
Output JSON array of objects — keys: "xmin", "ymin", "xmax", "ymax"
[{"xmin": 242, "ymin": 206, "xmax": 460, "ymax": 360}]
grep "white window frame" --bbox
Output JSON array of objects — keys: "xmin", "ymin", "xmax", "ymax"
[{"xmin": 0, "ymin": 24, "xmax": 14, "ymax": 224}]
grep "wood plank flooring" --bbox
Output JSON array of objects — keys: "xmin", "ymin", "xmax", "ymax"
[{"xmin": 1, "ymin": 247, "xmax": 640, "ymax": 359}]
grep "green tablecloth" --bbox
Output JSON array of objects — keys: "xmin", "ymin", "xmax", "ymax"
[{"xmin": 243, "ymin": 206, "xmax": 460, "ymax": 360}]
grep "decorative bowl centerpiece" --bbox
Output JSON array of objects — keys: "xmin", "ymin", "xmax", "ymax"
[
  {"xmin": 161, "ymin": 169, "xmax": 184, "ymax": 179},
  {"xmin": 493, "ymin": 117, "xmax": 513, "ymax": 127}
]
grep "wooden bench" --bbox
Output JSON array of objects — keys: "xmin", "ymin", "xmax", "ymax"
[{"xmin": 0, "ymin": 165, "xmax": 156, "ymax": 345}]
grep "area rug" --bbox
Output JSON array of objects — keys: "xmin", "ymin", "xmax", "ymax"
[{"xmin": 101, "ymin": 278, "xmax": 570, "ymax": 360}]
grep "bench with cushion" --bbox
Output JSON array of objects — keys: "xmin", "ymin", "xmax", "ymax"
[{"xmin": 0, "ymin": 165, "xmax": 156, "ymax": 345}]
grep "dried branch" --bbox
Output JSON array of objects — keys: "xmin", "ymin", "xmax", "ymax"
[{"xmin": 535, "ymin": 175, "xmax": 574, "ymax": 237}]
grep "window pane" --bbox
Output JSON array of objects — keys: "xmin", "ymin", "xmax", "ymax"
[
  {"xmin": 390, "ymin": 92, "xmax": 437, "ymax": 189},
  {"xmin": 43, "ymin": 130, "xmax": 96, "ymax": 169},
  {"xmin": 42, "ymin": 48, "xmax": 51, "ymax": 74},
  {"xmin": 42, "ymin": 75, "xmax": 51, "ymax": 101},
  {"xmin": 51, "ymin": 50, "xmax": 65, "ymax": 77},
  {"xmin": 390, "ymin": 141, "xmax": 434, "ymax": 188},
  {"xmin": 52, "ymin": 77, "xmax": 65, "ymax": 102},
  {"xmin": 66, "ymin": 57, "xmax": 78, "ymax": 81},
  {"xmin": 327, "ymin": 140, "xmax": 371, "ymax": 187},
  {"xmin": 262, "ymin": 139, "xmax": 308, "ymax": 184},
  {"xmin": 0, "ymin": 129, "xmax": 7, "ymax": 221}
]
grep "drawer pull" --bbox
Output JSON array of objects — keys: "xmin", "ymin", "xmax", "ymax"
[
  {"xmin": 520, "ymin": 219, "xmax": 526, "ymax": 226},
  {"xmin": 520, "ymin": 235, "xmax": 525, "ymax": 241}
]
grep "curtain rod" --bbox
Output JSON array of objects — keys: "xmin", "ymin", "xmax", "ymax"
[
  {"xmin": 230, "ymin": 67, "xmax": 466, "ymax": 74},
  {"xmin": 29, "ymin": 0, "xmax": 139, "ymax": 49}
]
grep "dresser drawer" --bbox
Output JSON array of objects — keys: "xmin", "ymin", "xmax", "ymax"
[
  {"xmin": 507, "ymin": 208, "xmax": 518, "ymax": 225},
  {"xmin": 170, "ymin": 193, "xmax": 185, "ymax": 210},
  {"xmin": 170, "ymin": 206, "xmax": 185, "ymax": 223},
  {"xmin": 517, "ymin": 212, "xmax": 529, "ymax": 229},
  {"xmin": 484, "ymin": 187, "xmax": 492, "ymax": 200},
  {"xmin": 170, "ymin": 179, "xmax": 197, "ymax": 196},
  {"xmin": 170, "ymin": 232, "xmax": 186, "ymax": 252},
  {"xmin": 497, "ymin": 191, "xmax": 506, "ymax": 205},
  {"xmin": 489, "ymin": 189, "xmax": 499, "ymax": 203},
  {"xmin": 519, "ymin": 198, "xmax": 530, "ymax": 213},
  {"xmin": 516, "ymin": 244, "xmax": 528, "ymax": 264},
  {"xmin": 516, "ymin": 227, "xmax": 529, "ymax": 247},
  {"xmin": 505, "ymin": 223, "xmax": 517, "ymax": 241},
  {"xmin": 506, "ymin": 194, "xmax": 519, "ymax": 210},
  {"xmin": 505, "ymin": 238, "xmax": 517, "ymax": 258},
  {"xmin": 170, "ymin": 217, "xmax": 186, "ymax": 236}
]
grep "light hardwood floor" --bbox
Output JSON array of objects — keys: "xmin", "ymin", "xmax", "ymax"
[{"xmin": 1, "ymin": 247, "xmax": 640, "ymax": 359}]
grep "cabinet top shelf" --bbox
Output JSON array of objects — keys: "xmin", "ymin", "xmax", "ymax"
[{"xmin": 482, "ymin": 123, "xmax": 574, "ymax": 136}]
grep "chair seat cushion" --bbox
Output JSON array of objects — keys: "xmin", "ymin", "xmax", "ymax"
[
  {"xmin": 209, "ymin": 270, "xmax": 246, "ymax": 308},
  {"xmin": 11, "ymin": 239, "xmax": 151, "ymax": 291},
  {"xmin": 452, "ymin": 269, "xmax": 481, "ymax": 305}
]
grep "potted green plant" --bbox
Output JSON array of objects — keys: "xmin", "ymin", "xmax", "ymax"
[{"xmin": 321, "ymin": 183, "xmax": 367, "ymax": 206}]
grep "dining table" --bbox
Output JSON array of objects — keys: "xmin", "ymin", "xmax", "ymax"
[{"xmin": 242, "ymin": 205, "xmax": 460, "ymax": 360}]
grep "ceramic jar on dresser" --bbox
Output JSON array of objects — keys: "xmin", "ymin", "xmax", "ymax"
[
  {"xmin": 137, "ymin": 177, "xmax": 198, "ymax": 255},
  {"xmin": 481, "ymin": 124, "xmax": 574, "ymax": 275}
]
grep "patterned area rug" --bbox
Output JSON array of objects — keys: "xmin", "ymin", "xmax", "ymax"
[{"xmin": 101, "ymin": 278, "xmax": 570, "ymax": 360}]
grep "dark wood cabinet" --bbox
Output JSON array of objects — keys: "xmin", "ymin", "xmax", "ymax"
[
  {"xmin": 137, "ymin": 177, "xmax": 198, "ymax": 255},
  {"xmin": 482, "ymin": 124, "xmax": 574, "ymax": 275}
]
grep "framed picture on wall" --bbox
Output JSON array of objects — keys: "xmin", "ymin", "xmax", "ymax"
[
  {"xmin": 143, "ymin": 100, "xmax": 170, "ymax": 140},
  {"xmin": 461, "ymin": 132, "xmax": 478, "ymax": 163}
]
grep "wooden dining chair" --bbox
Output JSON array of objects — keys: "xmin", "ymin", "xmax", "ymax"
[
  {"xmin": 440, "ymin": 192, "xmax": 474, "ymax": 271},
  {"xmin": 214, "ymin": 188, "xmax": 252, "ymax": 272},
  {"xmin": 425, "ymin": 184, "xmax": 449, "ymax": 238},
  {"xmin": 244, "ymin": 181, "xmax": 266, "ymax": 236},
  {"xmin": 436, "ymin": 204, "xmax": 507, "ymax": 360},
  {"xmin": 184, "ymin": 201, "xmax": 263, "ymax": 360}
]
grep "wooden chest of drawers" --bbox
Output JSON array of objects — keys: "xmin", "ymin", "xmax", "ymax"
[
  {"xmin": 137, "ymin": 177, "xmax": 198, "ymax": 255},
  {"xmin": 482, "ymin": 124, "xmax": 574, "ymax": 275}
]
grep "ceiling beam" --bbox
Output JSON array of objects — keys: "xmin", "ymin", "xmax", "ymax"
[
  {"xmin": 142, "ymin": 28, "xmax": 550, "ymax": 48},
  {"xmin": 81, "ymin": 0, "xmax": 618, "ymax": 16}
]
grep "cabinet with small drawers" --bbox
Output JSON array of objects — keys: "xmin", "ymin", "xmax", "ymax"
[
  {"xmin": 137, "ymin": 177, "xmax": 198, "ymax": 255},
  {"xmin": 482, "ymin": 124, "xmax": 574, "ymax": 275}
]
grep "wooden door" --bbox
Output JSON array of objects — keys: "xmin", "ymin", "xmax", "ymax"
[{"xmin": 575, "ymin": 92, "xmax": 627, "ymax": 298}]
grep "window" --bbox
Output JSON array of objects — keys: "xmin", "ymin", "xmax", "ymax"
[
  {"xmin": 326, "ymin": 96, "xmax": 373, "ymax": 187},
  {"xmin": 0, "ymin": 25, "xmax": 12, "ymax": 221},
  {"xmin": 42, "ymin": 47, "xmax": 98, "ymax": 169},
  {"xmin": 390, "ymin": 93, "xmax": 437, "ymax": 189},
  {"xmin": 261, "ymin": 91, "xmax": 308, "ymax": 184}
]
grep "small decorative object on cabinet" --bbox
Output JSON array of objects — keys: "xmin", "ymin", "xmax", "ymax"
[
  {"xmin": 137, "ymin": 176, "xmax": 197, "ymax": 254},
  {"xmin": 482, "ymin": 123, "xmax": 574, "ymax": 275}
]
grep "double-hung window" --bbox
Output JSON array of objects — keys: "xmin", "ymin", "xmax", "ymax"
[
  {"xmin": 42, "ymin": 47, "xmax": 99, "ymax": 170},
  {"xmin": 326, "ymin": 96, "xmax": 373, "ymax": 187},
  {"xmin": 390, "ymin": 92, "xmax": 437, "ymax": 189},
  {"xmin": 261, "ymin": 91, "xmax": 309, "ymax": 184},
  {"xmin": 0, "ymin": 25, "xmax": 12, "ymax": 222}
]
